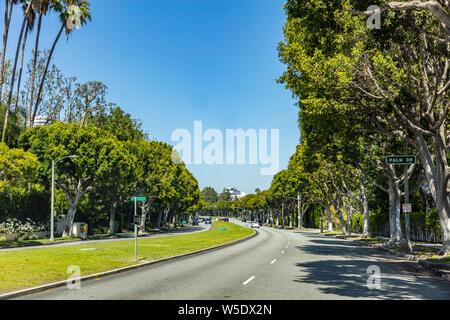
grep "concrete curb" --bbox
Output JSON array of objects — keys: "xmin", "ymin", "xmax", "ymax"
[
  {"xmin": 0, "ymin": 225, "xmax": 257, "ymax": 300},
  {"xmin": 329, "ymin": 235, "xmax": 450, "ymax": 282}
]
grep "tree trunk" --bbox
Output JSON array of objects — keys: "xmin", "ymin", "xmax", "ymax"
[
  {"xmin": 414, "ymin": 134, "xmax": 450, "ymax": 254},
  {"xmin": 334, "ymin": 205, "xmax": 347, "ymax": 234},
  {"xmin": 27, "ymin": 13, "xmax": 42, "ymax": 127},
  {"xmin": 62, "ymin": 193, "xmax": 82, "ymax": 237},
  {"xmin": 0, "ymin": 0, "xmax": 13, "ymax": 107},
  {"xmin": 3, "ymin": 0, "xmax": 34, "ymax": 140},
  {"xmin": 13, "ymin": 20, "xmax": 28, "ymax": 112},
  {"xmin": 31, "ymin": 24, "xmax": 64, "ymax": 127},
  {"xmin": 139, "ymin": 201, "xmax": 149, "ymax": 234},
  {"xmin": 361, "ymin": 183, "xmax": 370, "ymax": 237},
  {"xmin": 326, "ymin": 206, "xmax": 333, "ymax": 232},
  {"xmin": 109, "ymin": 201, "xmax": 117, "ymax": 235},
  {"xmin": 155, "ymin": 208, "xmax": 162, "ymax": 229}
]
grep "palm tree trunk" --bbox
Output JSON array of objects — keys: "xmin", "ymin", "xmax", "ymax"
[
  {"xmin": 31, "ymin": 24, "xmax": 64, "ymax": 127},
  {"xmin": 13, "ymin": 20, "xmax": 29, "ymax": 112},
  {"xmin": 0, "ymin": 0, "xmax": 14, "ymax": 103},
  {"xmin": 27, "ymin": 13, "xmax": 42, "ymax": 127},
  {"xmin": 2, "ymin": 0, "xmax": 34, "ymax": 142}
]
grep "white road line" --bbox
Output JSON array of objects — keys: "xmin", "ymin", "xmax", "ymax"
[
  {"xmin": 270, "ymin": 259, "xmax": 277, "ymax": 264},
  {"xmin": 243, "ymin": 276, "xmax": 256, "ymax": 285},
  {"xmin": 281, "ymin": 250, "xmax": 285, "ymax": 254}
]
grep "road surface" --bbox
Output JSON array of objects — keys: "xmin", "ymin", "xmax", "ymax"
[{"xmin": 14, "ymin": 220, "xmax": 450, "ymax": 300}]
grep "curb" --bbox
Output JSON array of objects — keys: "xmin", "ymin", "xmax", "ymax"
[{"xmin": 0, "ymin": 226, "xmax": 257, "ymax": 300}]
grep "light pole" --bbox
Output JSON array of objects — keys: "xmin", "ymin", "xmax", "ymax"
[{"xmin": 50, "ymin": 155, "xmax": 78, "ymax": 241}]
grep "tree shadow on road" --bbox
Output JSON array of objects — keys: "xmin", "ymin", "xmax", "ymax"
[{"xmin": 293, "ymin": 238, "xmax": 450, "ymax": 300}]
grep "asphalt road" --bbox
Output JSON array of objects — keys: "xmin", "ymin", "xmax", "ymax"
[{"xmin": 15, "ymin": 220, "xmax": 450, "ymax": 300}]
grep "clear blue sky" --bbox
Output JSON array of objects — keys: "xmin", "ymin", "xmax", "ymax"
[{"xmin": 6, "ymin": 0, "xmax": 300, "ymax": 194}]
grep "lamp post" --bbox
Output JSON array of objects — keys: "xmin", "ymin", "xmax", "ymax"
[{"xmin": 50, "ymin": 155, "xmax": 78, "ymax": 241}]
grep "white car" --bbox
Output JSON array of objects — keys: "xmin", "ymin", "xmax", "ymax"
[{"xmin": 251, "ymin": 223, "xmax": 260, "ymax": 228}]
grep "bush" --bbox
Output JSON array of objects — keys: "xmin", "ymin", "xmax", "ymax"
[{"xmin": 0, "ymin": 218, "xmax": 47, "ymax": 234}]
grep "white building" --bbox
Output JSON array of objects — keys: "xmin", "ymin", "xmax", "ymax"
[
  {"xmin": 225, "ymin": 187, "xmax": 247, "ymax": 200},
  {"xmin": 33, "ymin": 116, "xmax": 48, "ymax": 127}
]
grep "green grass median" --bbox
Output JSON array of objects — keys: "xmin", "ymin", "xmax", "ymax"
[{"xmin": 0, "ymin": 222, "xmax": 254, "ymax": 294}]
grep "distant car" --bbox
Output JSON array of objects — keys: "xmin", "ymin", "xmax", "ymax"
[
  {"xmin": 258, "ymin": 220, "xmax": 263, "ymax": 226},
  {"xmin": 224, "ymin": 218, "xmax": 229, "ymax": 222},
  {"xmin": 251, "ymin": 223, "xmax": 260, "ymax": 228},
  {"xmin": 242, "ymin": 218, "xmax": 247, "ymax": 222},
  {"xmin": 205, "ymin": 218, "xmax": 212, "ymax": 224},
  {"xmin": 192, "ymin": 220, "xmax": 199, "ymax": 226}
]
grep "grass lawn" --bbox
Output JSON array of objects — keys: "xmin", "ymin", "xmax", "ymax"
[{"xmin": 0, "ymin": 222, "xmax": 254, "ymax": 294}]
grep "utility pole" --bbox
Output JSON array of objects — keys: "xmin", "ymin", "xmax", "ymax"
[
  {"xmin": 297, "ymin": 193, "xmax": 301, "ymax": 229},
  {"xmin": 50, "ymin": 155, "xmax": 77, "ymax": 241},
  {"xmin": 134, "ymin": 197, "xmax": 137, "ymax": 261},
  {"xmin": 281, "ymin": 203, "xmax": 285, "ymax": 229}
]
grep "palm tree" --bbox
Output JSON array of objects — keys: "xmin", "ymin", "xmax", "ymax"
[
  {"xmin": 26, "ymin": 0, "xmax": 51, "ymax": 127},
  {"xmin": 0, "ymin": 0, "xmax": 19, "ymax": 104},
  {"xmin": 2, "ymin": 0, "xmax": 36, "ymax": 143},
  {"xmin": 14, "ymin": 3, "xmax": 37, "ymax": 112},
  {"xmin": 30, "ymin": 0, "xmax": 91, "ymax": 127}
]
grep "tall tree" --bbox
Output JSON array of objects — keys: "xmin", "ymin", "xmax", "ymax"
[{"xmin": 31, "ymin": 0, "xmax": 91, "ymax": 127}]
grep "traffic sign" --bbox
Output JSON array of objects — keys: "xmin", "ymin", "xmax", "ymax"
[
  {"xmin": 402, "ymin": 203, "xmax": 412, "ymax": 213},
  {"xmin": 386, "ymin": 156, "xmax": 416, "ymax": 165},
  {"xmin": 130, "ymin": 197, "xmax": 147, "ymax": 202},
  {"xmin": 134, "ymin": 216, "xmax": 141, "ymax": 225}
]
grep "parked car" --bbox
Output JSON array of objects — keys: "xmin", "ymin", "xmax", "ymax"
[
  {"xmin": 251, "ymin": 223, "xmax": 260, "ymax": 228},
  {"xmin": 205, "ymin": 218, "xmax": 212, "ymax": 224},
  {"xmin": 242, "ymin": 218, "xmax": 247, "ymax": 222},
  {"xmin": 192, "ymin": 220, "xmax": 199, "ymax": 226}
]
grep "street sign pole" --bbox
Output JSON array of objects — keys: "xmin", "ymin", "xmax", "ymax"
[
  {"xmin": 134, "ymin": 197, "xmax": 137, "ymax": 262},
  {"xmin": 404, "ymin": 141, "xmax": 412, "ymax": 252}
]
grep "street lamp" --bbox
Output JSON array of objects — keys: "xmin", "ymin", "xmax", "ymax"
[{"xmin": 50, "ymin": 155, "xmax": 78, "ymax": 241}]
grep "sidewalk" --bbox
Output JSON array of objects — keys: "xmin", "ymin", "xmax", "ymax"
[{"xmin": 0, "ymin": 223, "xmax": 211, "ymax": 252}]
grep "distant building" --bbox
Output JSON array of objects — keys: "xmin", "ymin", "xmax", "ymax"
[
  {"xmin": 33, "ymin": 116, "xmax": 48, "ymax": 127},
  {"xmin": 225, "ymin": 187, "xmax": 246, "ymax": 200}
]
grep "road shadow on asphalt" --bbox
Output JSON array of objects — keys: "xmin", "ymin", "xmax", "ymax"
[{"xmin": 293, "ymin": 238, "xmax": 450, "ymax": 300}]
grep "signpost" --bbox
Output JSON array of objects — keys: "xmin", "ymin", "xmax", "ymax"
[
  {"xmin": 387, "ymin": 149, "xmax": 415, "ymax": 252},
  {"xmin": 130, "ymin": 196, "xmax": 147, "ymax": 261},
  {"xmin": 402, "ymin": 203, "xmax": 412, "ymax": 213},
  {"xmin": 386, "ymin": 156, "xmax": 416, "ymax": 165}
]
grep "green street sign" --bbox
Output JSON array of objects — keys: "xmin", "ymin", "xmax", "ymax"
[
  {"xmin": 386, "ymin": 156, "xmax": 416, "ymax": 165},
  {"xmin": 130, "ymin": 197, "xmax": 147, "ymax": 202}
]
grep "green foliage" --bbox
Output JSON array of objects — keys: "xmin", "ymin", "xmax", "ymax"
[{"xmin": 200, "ymin": 186, "xmax": 218, "ymax": 204}]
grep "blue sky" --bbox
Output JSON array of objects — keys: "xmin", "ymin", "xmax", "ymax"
[{"xmin": 6, "ymin": 0, "xmax": 300, "ymax": 194}]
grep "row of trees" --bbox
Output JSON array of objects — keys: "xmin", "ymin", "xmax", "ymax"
[
  {"xmin": 2, "ymin": 101, "xmax": 203, "ymax": 235},
  {"xmin": 203, "ymin": 1, "xmax": 449, "ymax": 254},
  {"xmin": 273, "ymin": 0, "xmax": 449, "ymax": 253},
  {"xmin": 1, "ymin": 0, "xmax": 91, "ymax": 144}
]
